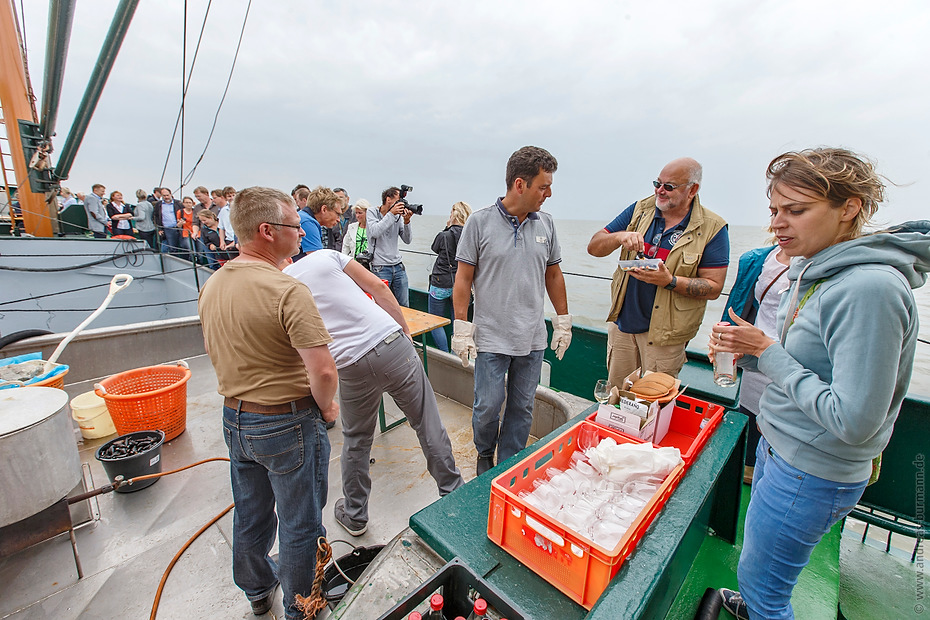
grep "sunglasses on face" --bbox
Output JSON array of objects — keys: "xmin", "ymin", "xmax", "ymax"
[{"xmin": 653, "ymin": 180, "xmax": 687, "ymax": 192}]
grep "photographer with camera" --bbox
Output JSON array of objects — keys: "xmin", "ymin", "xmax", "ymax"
[{"xmin": 367, "ymin": 185, "xmax": 415, "ymax": 306}]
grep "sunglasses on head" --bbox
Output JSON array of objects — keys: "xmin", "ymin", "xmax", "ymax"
[{"xmin": 653, "ymin": 180, "xmax": 687, "ymax": 192}]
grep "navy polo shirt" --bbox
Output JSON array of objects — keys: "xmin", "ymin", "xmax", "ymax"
[{"xmin": 604, "ymin": 203, "xmax": 729, "ymax": 334}]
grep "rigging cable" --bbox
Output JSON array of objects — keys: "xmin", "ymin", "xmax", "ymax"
[
  {"xmin": 179, "ymin": 0, "xmax": 186, "ymax": 197},
  {"xmin": 179, "ymin": 0, "xmax": 253, "ymax": 187},
  {"xmin": 157, "ymin": 0, "xmax": 213, "ymax": 189}
]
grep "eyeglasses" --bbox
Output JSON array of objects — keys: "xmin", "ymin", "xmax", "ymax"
[
  {"xmin": 264, "ymin": 222, "xmax": 302, "ymax": 230},
  {"xmin": 653, "ymin": 180, "xmax": 687, "ymax": 192}
]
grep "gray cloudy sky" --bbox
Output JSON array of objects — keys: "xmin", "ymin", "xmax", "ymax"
[{"xmin": 20, "ymin": 0, "xmax": 930, "ymax": 226}]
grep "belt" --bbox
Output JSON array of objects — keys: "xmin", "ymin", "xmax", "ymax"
[{"xmin": 224, "ymin": 395, "xmax": 315, "ymax": 414}]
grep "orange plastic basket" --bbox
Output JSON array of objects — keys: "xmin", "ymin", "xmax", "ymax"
[
  {"xmin": 488, "ymin": 421, "xmax": 685, "ymax": 609},
  {"xmin": 31, "ymin": 368, "xmax": 68, "ymax": 390},
  {"xmin": 95, "ymin": 362, "xmax": 191, "ymax": 441}
]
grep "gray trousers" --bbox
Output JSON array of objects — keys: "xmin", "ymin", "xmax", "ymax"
[{"xmin": 338, "ymin": 331, "xmax": 464, "ymax": 523}]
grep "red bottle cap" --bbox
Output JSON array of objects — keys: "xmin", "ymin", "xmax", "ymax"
[
  {"xmin": 407, "ymin": 613, "xmax": 422, "ymax": 620},
  {"xmin": 430, "ymin": 593, "xmax": 444, "ymax": 610},
  {"xmin": 474, "ymin": 598, "xmax": 488, "ymax": 614}
]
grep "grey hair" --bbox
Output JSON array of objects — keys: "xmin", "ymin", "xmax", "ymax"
[{"xmin": 688, "ymin": 162, "xmax": 703, "ymax": 186}]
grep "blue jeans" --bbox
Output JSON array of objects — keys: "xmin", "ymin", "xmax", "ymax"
[
  {"xmin": 473, "ymin": 350, "xmax": 544, "ymax": 463},
  {"xmin": 373, "ymin": 263, "xmax": 409, "ymax": 307},
  {"xmin": 222, "ymin": 403, "xmax": 330, "ymax": 620},
  {"xmin": 738, "ymin": 437, "xmax": 867, "ymax": 619},
  {"xmin": 427, "ymin": 293, "xmax": 451, "ymax": 352},
  {"xmin": 161, "ymin": 227, "xmax": 182, "ymax": 254}
]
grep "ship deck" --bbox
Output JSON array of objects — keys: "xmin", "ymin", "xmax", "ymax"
[{"xmin": 0, "ymin": 352, "xmax": 923, "ymax": 619}]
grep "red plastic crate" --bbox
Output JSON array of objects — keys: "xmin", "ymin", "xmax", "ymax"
[
  {"xmin": 588, "ymin": 394, "xmax": 725, "ymax": 466},
  {"xmin": 487, "ymin": 420, "xmax": 685, "ymax": 609}
]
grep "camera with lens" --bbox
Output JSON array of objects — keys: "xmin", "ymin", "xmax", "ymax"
[
  {"xmin": 354, "ymin": 250, "xmax": 373, "ymax": 271},
  {"xmin": 396, "ymin": 184, "xmax": 423, "ymax": 215}
]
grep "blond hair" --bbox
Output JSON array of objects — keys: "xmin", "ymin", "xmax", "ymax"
[
  {"xmin": 305, "ymin": 186, "xmax": 338, "ymax": 216},
  {"xmin": 767, "ymin": 148, "xmax": 884, "ymax": 241},
  {"xmin": 450, "ymin": 201, "xmax": 472, "ymax": 226}
]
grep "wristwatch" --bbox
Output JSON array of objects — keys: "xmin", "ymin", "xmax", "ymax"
[{"xmin": 664, "ymin": 276, "xmax": 678, "ymax": 290}]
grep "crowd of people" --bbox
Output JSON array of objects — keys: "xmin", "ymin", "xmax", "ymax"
[{"xmin": 122, "ymin": 144, "xmax": 930, "ymax": 620}]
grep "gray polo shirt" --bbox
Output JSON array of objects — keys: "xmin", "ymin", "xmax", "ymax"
[
  {"xmin": 456, "ymin": 200, "xmax": 561, "ymax": 356},
  {"xmin": 366, "ymin": 205, "xmax": 412, "ymax": 267}
]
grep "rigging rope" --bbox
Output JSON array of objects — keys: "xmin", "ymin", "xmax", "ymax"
[
  {"xmin": 158, "ymin": 0, "xmax": 214, "ymax": 189},
  {"xmin": 179, "ymin": 0, "xmax": 253, "ymax": 187}
]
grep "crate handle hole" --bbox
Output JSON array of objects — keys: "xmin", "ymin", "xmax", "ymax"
[{"xmin": 534, "ymin": 451, "xmax": 553, "ymax": 470}]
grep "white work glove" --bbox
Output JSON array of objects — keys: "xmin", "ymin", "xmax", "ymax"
[
  {"xmin": 451, "ymin": 319, "xmax": 477, "ymax": 367},
  {"xmin": 550, "ymin": 314, "xmax": 572, "ymax": 360}
]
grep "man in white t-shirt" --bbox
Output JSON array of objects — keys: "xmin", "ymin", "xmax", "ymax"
[{"xmin": 284, "ymin": 249, "xmax": 464, "ymax": 536}]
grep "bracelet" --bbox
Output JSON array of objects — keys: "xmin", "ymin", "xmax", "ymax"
[{"xmin": 664, "ymin": 276, "xmax": 678, "ymax": 290}]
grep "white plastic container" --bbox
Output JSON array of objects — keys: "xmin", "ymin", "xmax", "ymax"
[{"xmin": 70, "ymin": 390, "xmax": 117, "ymax": 439}]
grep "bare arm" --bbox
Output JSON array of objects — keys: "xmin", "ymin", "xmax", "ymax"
[
  {"xmin": 297, "ymin": 344, "xmax": 339, "ymax": 422},
  {"xmin": 544, "ymin": 263, "xmax": 569, "ymax": 314},
  {"xmin": 344, "ymin": 259, "xmax": 411, "ymax": 337},
  {"xmin": 587, "ymin": 229, "xmax": 645, "ymax": 257},
  {"xmin": 453, "ymin": 261, "xmax": 475, "ymax": 320},
  {"xmin": 631, "ymin": 263, "xmax": 728, "ymax": 300}
]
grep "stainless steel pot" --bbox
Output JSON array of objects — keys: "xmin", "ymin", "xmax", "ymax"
[{"xmin": 0, "ymin": 387, "xmax": 81, "ymax": 527}]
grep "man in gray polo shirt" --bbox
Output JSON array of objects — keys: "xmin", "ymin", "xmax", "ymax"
[
  {"xmin": 452, "ymin": 146, "xmax": 573, "ymax": 475},
  {"xmin": 367, "ymin": 186, "xmax": 412, "ymax": 306}
]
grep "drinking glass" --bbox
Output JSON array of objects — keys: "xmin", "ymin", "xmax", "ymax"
[
  {"xmin": 578, "ymin": 424, "xmax": 600, "ymax": 452},
  {"xmin": 594, "ymin": 379, "xmax": 610, "ymax": 404}
]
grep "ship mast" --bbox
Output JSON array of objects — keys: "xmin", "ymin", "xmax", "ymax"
[
  {"xmin": 0, "ymin": 0, "xmax": 139, "ymax": 237},
  {"xmin": 0, "ymin": 0, "xmax": 53, "ymax": 236}
]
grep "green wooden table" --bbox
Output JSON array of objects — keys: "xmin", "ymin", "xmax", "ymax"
[{"xmin": 410, "ymin": 405, "xmax": 747, "ymax": 619}]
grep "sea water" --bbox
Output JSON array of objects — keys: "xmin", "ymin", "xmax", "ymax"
[{"xmin": 401, "ymin": 215, "xmax": 930, "ymax": 397}]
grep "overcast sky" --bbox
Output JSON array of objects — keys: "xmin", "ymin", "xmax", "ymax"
[{"xmin": 18, "ymin": 0, "xmax": 930, "ymax": 226}]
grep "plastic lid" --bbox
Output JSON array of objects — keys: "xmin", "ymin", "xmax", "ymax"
[
  {"xmin": 474, "ymin": 598, "xmax": 488, "ymax": 614},
  {"xmin": 407, "ymin": 613, "xmax": 422, "ymax": 620},
  {"xmin": 430, "ymin": 593, "xmax": 443, "ymax": 610}
]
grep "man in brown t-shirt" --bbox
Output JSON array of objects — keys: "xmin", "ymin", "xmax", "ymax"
[{"xmin": 198, "ymin": 186, "xmax": 337, "ymax": 620}]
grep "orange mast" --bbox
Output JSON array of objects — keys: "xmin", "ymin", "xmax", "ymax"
[{"xmin": 0, "ymin": 0, "xmax": 57, "ymax": 237}]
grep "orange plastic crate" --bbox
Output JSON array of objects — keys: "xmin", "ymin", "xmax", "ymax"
[
  {"xmin": 95, "ymin": 363, "xmax": 191, "ymax": 441},
  {"xmin": 487, "ymin": 420, "xmax": 685, "ymax": 609},
  {"xmin": 588, "ymin": 394, "xmax": 725, "ymax": 466}
]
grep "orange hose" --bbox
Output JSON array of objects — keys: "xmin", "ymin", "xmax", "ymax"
[
  {"xmin": 149, "ymin": 502, "xmax": 234, "ymax": 620},
  {"xmin": 114, "ymin": 456, "xmax": 234, "ymax": 620},
  {"xmin": 128, "ymin": 456, "xmax": 231, "ymax": 485}
]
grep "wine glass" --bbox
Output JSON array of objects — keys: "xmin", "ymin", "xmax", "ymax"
[
  {"xmin": 578, "ymin": 423, "xmax": 600, "ymax": 452},
  {"xmin": 594, "ymin": 379, "xmax": 610, "ymax": 404}
]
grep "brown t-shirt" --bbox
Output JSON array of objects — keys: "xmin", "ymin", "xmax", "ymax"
[{"xmin": 198, "ymin": 261, "xmax": 332, "ymax": 404}]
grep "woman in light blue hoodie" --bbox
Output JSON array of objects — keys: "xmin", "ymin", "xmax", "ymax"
[{"xmin": 710, "ymin": 148, "xmax": 930, "ymax": 620}]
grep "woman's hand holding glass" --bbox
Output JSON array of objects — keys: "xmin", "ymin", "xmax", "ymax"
[{"xmin": 709, "ymin": 308, "xmax": 777, "ymax": 360}]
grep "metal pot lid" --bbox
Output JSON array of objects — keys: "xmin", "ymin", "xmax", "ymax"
[{"xmin": 0, "ymin": 387, "xmax": 70, "ymax": 436}]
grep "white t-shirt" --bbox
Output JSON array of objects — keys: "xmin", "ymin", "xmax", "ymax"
[
  {"xmin": 217, "ymin": 206, "xmax": 235, "ymax": 242},
  {"xmin": 284, "ymin": 250, "xmax": 401, "ymax": 368},
  {"xmin": 740, "ymin": 248, "xmax": 792, "ymax": 412}
]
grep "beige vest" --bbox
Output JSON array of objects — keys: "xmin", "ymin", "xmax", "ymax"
[{"xmin": 607, "ymin": 195, "xmax": 727, "ymax": 346}]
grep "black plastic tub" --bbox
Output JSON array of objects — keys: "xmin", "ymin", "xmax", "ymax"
[
  {"xmin": 95, "ymin": 430, "xmax": 165, "ymax": 493},
  {"xmin": 323, "ymin": 544, "xmax": 386, "ymax": 608}
]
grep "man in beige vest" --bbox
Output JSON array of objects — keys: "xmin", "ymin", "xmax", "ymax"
[{"xmin": 587, "ymin": 158, "xmax": 729, "ymax": 388}]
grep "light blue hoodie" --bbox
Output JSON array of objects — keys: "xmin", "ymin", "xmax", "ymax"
[{"xmin": 749, "ymin": 221, "xmax": 930, "ymax": 483}]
